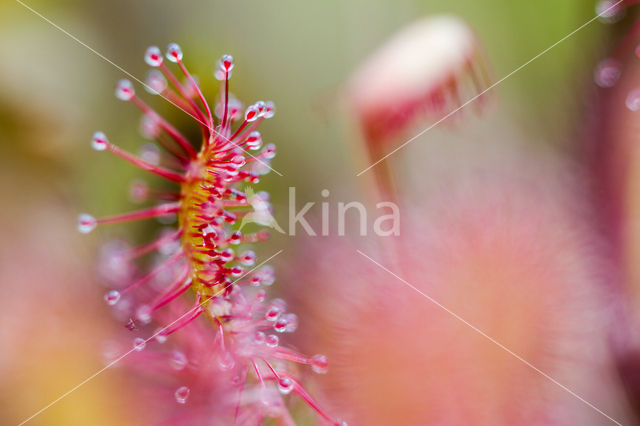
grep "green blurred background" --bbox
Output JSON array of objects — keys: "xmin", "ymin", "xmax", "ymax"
[{"xmin": 0, "ymin": 0, "xmax": 616, "ymax": 424}]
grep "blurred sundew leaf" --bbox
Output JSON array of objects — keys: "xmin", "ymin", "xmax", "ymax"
[{"xmin": 416, "ymin": 0, "xmax": 607, "ymax": 140}]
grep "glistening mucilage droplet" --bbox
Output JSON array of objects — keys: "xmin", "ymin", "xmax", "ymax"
[{"xmin": 174, "ymin": 385, "xmax": 190, "ymax": 404}]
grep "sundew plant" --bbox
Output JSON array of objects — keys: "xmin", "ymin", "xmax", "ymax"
[{"xmin": 79, "ymin": 44, "xmax": 342, "ymax": 425}]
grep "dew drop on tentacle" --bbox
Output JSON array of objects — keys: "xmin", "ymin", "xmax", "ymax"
[
  {"xmin": 77, "ymin": 213, "xmax": 97, "ymax": 234},
  {"xmin": 283, "ymin": 313, "xmax": 298, "ymax": 333},
  {"xmin": 228, "ymin": 230, "xmax": 242, "ymax": 245},
  {"xmin": 239, "ymin": 250, "xmax": 256, "ymax": 266},
  {"xmin": 265, "ymin": 305, "xmax": 282, "ymax": 322},
  {"xmin": 244, "ymin": 104, "xmax": 260, "ymax": 122},
  {"xmin": 254, "ymin": 331, "xmax": 266, "ymax": 344},
  {"xmin": 220, "ymin": 248, "xmax": 235, "ymax": 263},
  {"xmin": 255, "ymin": 265, "xmax": 275, "ymax": 286},
  {"xmin": 174, "ymin": 385, "xmax": 190, "ymax": 404},
  {"xmin": 91, "ymin": 131, "xmax": 109, "ymax": 151},
  {"xmin": 626, "ymin": 89, "xmax": 640, "ymax": 111},
  {"xmin": 265, "ymin": 334, "xmax": 279, "ymax": 348},
  {"xmin": 263, "ymin": 101, "xmax": 276, "ymax": 119},
  {"xmin": 104, "ymin": 290, "xmax": 121, "ymax": 306},
  {"xmin": 596, "ymin": 0, "xmax": 625, "ymax": 23},
  {"xmin": 214, "ymin": 69, "xmax": 226, "ymax": 81},
  {"xmin": 145, "ymin": 70, "xmax": 168, "ymax": 95},
  {"xmin": 201, "ymin": 224, "xmax": 218, "ymax": 248},
  {"xmin": 278, "ymin": 377, "xmax": 294, "ymax": 395},
  {"xmin": 140, "ymin": 143, "xmax": 161, "ymax": 165},
  {"xmin": 254, "ymin": 101, "xmax": 266, "ymax": 116},
  {"xmin": 129, "ymin": 180, "xmax": 149, "ymax": 203},
  {"xmin": 595, "ymin": 59, "xmax": 621, "ymax": 88},
  {"xmin": 136, "ymin": 304, "xmax": 152, "ymax": 324},
  {"xmin": 115, "ymin": 79, "xmax": 135, "ymax": 101},
  {"xmin": 166, "ymin": 43, "xmax": 183, "ymax": 63},
  {"xmin": 170, "ymin": 350, "xmax": 188, "ymax": 370},
  {"xmin": 229, "ymin": 266, "xmax": 244, "ymax": 277},
  {"xmin": 230, "ymin": 155, "xmax": 246, "ymax": 168},
  {"xmin": 262, "ymin": 143, "xmax": 277, "ymax": 159},
  {"xmin": 155, "ymin": 330, "xmax": 168, "ymax": 344},
  {"xmin": 310, "ymin": 354, "xmax": 328, "ymax": 374},
  {"xmin": 220, "ymin": 54, "xmax": 234, "ymax": 73},
  {"xmin": 273, "ymin": 317, "xmax": 288, "ymax": 333},
  {"xmin": 245, "ymin": 132, "xmax": 263, "ymax": 150},
  {"xmin": 133, "ymin": 337, "xmax": 146, "ymax": 351},
  {"xmin": 145, "ymin": 46, "xmax": 164, "ymax": 67},
  {"xmin": 140, "ymin": 115, "xmax": 160, "ymax": 140}
]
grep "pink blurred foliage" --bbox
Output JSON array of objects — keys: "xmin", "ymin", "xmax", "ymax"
[
  {"xmin": 279, "ymin": 14, "xmax": 640, "ymax": 423},
  {"xmin": 286, "ymin": 146, "xmax": 631, "ymax": 425},
  {"xmin": 586, "ymin": 2, "xmax": 640, "ymax": 417}
]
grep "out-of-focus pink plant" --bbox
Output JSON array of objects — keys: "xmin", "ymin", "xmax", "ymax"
[
  {"xmin": 287, "ymin": 145, "xmax": 631, "ymax": 425},
  {"xmin": 80, "ymin": 45, "xmax": 341, "ymax": 425},
  {"xmin": 283, "ymin": 10, "xmax": 637, "ymax": 426},
  {"xmin": 590, "ymin": 1, "xmax": 640, "ymax": 417},
  {"xmin": 347, "ymin": 15, "xmax": 490, "ymax": 195}
]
